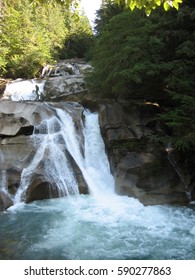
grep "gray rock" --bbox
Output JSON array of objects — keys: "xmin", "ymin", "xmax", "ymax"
[
  {"xmin": 97, "ymin": 100, "xmax": 191, "ymax": 205},
  {"xmin": 40, "ymin": 59, "xmax": 91, "ymax": 101},
  {"xmin": 0, "ymin": 190, "xmax": 13, "ymax": 211},
  {"xmin": 43, "ymin": 75, "xmax": 87, "ymax": 101}
]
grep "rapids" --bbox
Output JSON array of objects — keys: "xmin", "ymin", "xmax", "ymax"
[{"xmin": 0, "ymin": 196, "xmax": 195, "ymax": 260}]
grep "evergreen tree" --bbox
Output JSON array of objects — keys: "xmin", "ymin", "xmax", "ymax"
[
  {"xmin": 0, "ymin": 0, "xmax": 93, "ymax": 78},
  {"xmin": 87, "ymin": 8, "xmax": 170, "ymax": 99},
  {"xmin": 59, "ymin": 8, "xmax": 94, "ymax": 59},
  {"xmin": 87, "ymin": 0, "xmax": 195, "ymax": 151},
  {"xmin": 94, "ymin": 0, "xmax": 125, "ymax": 35},
  {"xmin": 0, "ymin": 0, "xmax": 67, "ymax": 77},
  {"xmin": 159, "ymin": 1, "xmax": 195, "ymax": 150}
]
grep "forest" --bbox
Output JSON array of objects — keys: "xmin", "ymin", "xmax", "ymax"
[
  {"xmin": 0, "ymin": 0, "xmax": 93, "ymax": 78},
  {"xmin": 0, "ymin": 0, "xmax": 194, "ymax": 152}
]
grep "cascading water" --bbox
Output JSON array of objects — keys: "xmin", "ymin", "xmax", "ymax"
[
  {"xmin": 0, "ymin": 104, "xmax": 195, "ymax": 260},
  {"xmin": 2, "ymin": 79, "xmax": 45, "ymax": 101},
  {"xmin": 14, "ymin": 106, "xmax": 115, "ymax": 204},
  {"xmin": 83, "ymin": 110, "xmax": 115, "ymax": 196},
  {"xmin": 14, "ymin": 108, "xmax": 82, "ymax": 203}
]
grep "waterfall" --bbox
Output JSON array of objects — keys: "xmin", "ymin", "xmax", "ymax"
[
  {"xmin": 83, "ymin": 110, "xmax": 115, "ymax": 196},
  {"xmin": 1, "ymin": 106, "xmax": 195, "ymax": 261},
  {"xmin": 57, "ymin": 109, "xmax": 115, "ymax": 197},
  {"xmin": 14, "ymin": 106, "xmax": 115, "ymax": 203}
]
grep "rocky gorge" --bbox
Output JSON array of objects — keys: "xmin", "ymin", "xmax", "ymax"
[{"xmin": 0, "ymin": 59, "xmax": 194, "ymax": 211}]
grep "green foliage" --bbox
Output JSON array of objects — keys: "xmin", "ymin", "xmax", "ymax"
[
  {"xmin": 88, "ymin": 0, "xmax": 195, "ymax": 151},
  {"xmin": 87, "ymin": 8, "xmax": 171, "ymax": 99},
  {"xmin": 59, "ymin": 12, "xmax": 94, "ymax": 59},
  {"xmin": 111, "ymin": 0, "xmax": 183, "ymax": 15},
  {"xmin": 159, "ymin": 1, "xmax": 195, "ymax": 151},
  {"xmin": 0, "ymin": 0, "xmax": 93, "ymax": 78},
  {"xmin": 29, "ymin": 0, "xmax": 74, "ymax": 7},
  {"xmin": 0, "ymin": 46, "xmax": 8, "ymax": 76},
  {"xmin": 0, "ymin": 0, "xmax": 67, "ymax": 78},
  {"xmin": 95, "ymin": 1, "xmax": 126, "ymax": 34}
]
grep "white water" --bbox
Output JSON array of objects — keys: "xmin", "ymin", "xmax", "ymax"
[
  {"xmin": 83, "ymin": 110, "xmax": 115, "ymax": 197},
  {"xmin": 14, "ymin": 107, "xmax": 115, "ymax": 203},
  {"xmin": 1, "ymin": 195, "xmax": 195, "ymax": 260},
  {"xmin": 2, "ymin": 79, "xmax": 45, "ymax": 101}
]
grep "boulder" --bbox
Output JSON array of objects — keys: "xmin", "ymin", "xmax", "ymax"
[
  {"xmin": 25, "ymin": 177, "xmax": 59, "ymax": 203},
  {"xmin": 43, "ymin": 75, "xmax": 87, "ymax": 101},
  {"xmin": 41, "ymin": 59, "xmax": 92, "ymax": 101},
  {"xmin": 0, "ymin": 191, "xmax": 13, "ymax": 211},
  {"xmin": 98, "ymin": 100, "xmax": 163, "ymax": 143},
  {"xmin": 25, "ymin": 173, "xmax": 88, "ymax": 203}
]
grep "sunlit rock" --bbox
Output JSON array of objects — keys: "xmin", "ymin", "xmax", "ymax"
[{"xmin": 42, "ymin": 59, "xmax": 92, "ymax": 101}]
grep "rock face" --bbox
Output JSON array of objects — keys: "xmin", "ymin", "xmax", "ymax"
[{"xmin": 97, "ymin": 100, "xmax": 194, "ymax": 205}]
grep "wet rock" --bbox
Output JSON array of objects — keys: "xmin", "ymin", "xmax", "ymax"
[
  {"xmin": 43, "ymin": 75, "xmax": 87, "ymax": 101},
  {"xmin": 25, "ymin": 177, "xmax": 59, "ymax": 203},
  {"xmin": 2, "ymin": 79, "xmax": 45, "ymax": 101},
  {"xmin": 0, "ymin": 96, "xmax": 193, "ymax": 206},
  {"xmin": 0, "ymin": 191, "xmax": 13, "ymax": 211}
]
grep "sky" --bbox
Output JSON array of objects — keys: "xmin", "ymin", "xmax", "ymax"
[{"xmin": 80, "ymin": 0, "xmax": 102, "ymax": 27}]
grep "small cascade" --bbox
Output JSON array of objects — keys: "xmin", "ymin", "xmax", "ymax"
[
  {"xmin": 14, "ymin": 105, "xmax": 115, "ymax": 204},
  {"xmin": 83, "ymin": 110, "xmax": 115, "ymax": 196},
  {"xmin": 166, "ymin": 142, "xmax": 191, "ymax": 201},
  {"xmin": 14, "ymin": 109, "xmax": 80, "ymax": 203},
  {"xmin": 2, "ymin": 79, "xmax": 45, "ymax": 101},
  {"xmin": 52, "ymin": 108, "xmax": 115, "ymax": 198}
]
